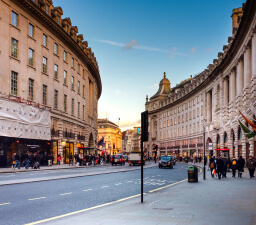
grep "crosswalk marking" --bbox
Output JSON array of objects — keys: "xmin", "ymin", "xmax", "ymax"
[
  {"xmin": 82, "ymin": 189, "xmax": 92, "ymax": 192},
  {"xmin": 28, "ymin": 197, "xmax": 46, "ymax": 201},
  {"xmin": 0, "ymin": 202, "xmax": 10, "ymax": 206},
  {"xmin": 60, "ymin": 192, "xmax": 72, "ymax": 196}
]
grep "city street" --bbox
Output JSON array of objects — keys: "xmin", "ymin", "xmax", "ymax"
[{"xmin": 0, "ymin": 163, "xmax": 188, "ymax": 225}]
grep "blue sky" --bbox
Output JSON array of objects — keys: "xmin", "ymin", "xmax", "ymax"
[{"xmin": 54, "ymin": 0, "xmax": 245, "ymax": 130}]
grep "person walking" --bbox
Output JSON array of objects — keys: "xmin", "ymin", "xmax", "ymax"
[
  {"xmin": 57, "ymin": 154, "xmax": 62, "ymax": 165},
  {"xmin": 237, "ymin": 156, "xmax": 245, "ymax": 178},
  {"xmin": 47, "ymin": 154, "xmax": 52, "ymax": 166},
  {"xmin": 209, "ymin": 157, "xmax": 216, "ymax": 178},
  {"xmin": 69, "ymin": 153, "xmax": 73, "ymax": 166},
  {"xmin": 13, "ymin": 153, "xmax": 21, "ymax": 170},
  {"xmin": 231, "ymin": 157, "xmax": 238, "ymax": 177},
  {"xmin": 216, "ymin": 156, "xmax": 224, "ymax": 179},
  {"xmin": 222, "ymin": 155, "xmax": 228, "ymax": 178},
  {"xmin": 35, "ymin": 152, "xmax": 41, "ymax": 169},
  {"xmin": 24, "ymin": 152, "xmax": 29, "ymax": 170},
  {"xmin": 29, "ymin": 152, "xmax": 34, "ymax": 169},
  {"xmin": 246, "ymin": 155, "xmax": 255, "ymax": 178}
]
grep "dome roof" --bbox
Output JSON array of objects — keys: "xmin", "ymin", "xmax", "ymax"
[{"xmin": 150, "ymin": 72, "xmax": 171, "ymax": 100}]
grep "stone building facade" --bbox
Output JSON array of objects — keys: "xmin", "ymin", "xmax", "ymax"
[
  {"xmin": 122, "ymin": 127, "xmax": 141, "ymax": 154},
  {"xmin": 97, "ymin": 119, "xmax": 122, "ymax": 155},
  {"xmin": 0, "ymin": 0, "xmax": 101, "ymax": 166},
  {"xmin": 145, "ymin": 0, "xmax": 256, "ymax": 161}
]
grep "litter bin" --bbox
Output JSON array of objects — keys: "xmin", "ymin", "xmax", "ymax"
[{"xmin": 188, "ymin": 165, "xmax": 198, "ymax": 182}]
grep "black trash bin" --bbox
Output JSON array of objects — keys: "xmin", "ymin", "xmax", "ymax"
[{"xmin": 188, "ymin": 165, "xmax": 198, "ymax": 182}]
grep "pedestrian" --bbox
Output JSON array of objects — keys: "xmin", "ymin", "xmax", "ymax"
[
  {"xmin": 57, "ymin": 154, "xmax": 62, "ymax": 165},
  {"xmin": 29, "ymin": 152, "xmax": 34, "ymax": 169},
  {"xmin": 231, "ymin": 157, "xmax": 238, "ymax": 177},
  {"xmin": 246, "ymin": 155, "xmax": 255, "ymax": 178},
  {"xmin": 79, "ymin": 152, "xmax": 83, "ymax": 166},
  {"xmin": 35, "ymin": 152, "xmax": 41, "ymax": 169},
  {"xmin": 209, "ymin": 157, "xmax": 215, "ymax": 178},
  {"xmin": 237, "ymin": 156, "xmax": 245, "ymax": 178},
  {"xmin": 47, "ymin": 154, "xmax": 52, "ymax": 166},
  {"xmin": 13, "ymin": 153, "xmax": 21, "ymax": 170},
  {"xmin": 222, "ymin": 155, "xmax": 228, "ymax": 178},
  {"xmin": 195, "ymin": 156, "xmax": 198, "ymax": 163},
  {"xmin": 216, "ymin": 156, "xmax": 224, "ymax": 179},
  {"xmin": 24, "ymin": 152, "xmax": 29, "ymax": 170},
  {"xmin": 69, "ymin": 153, "xmax": 73, "ymax": 166}
]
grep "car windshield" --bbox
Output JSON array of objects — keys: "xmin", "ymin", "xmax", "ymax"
[
  {"xmin": 114, "ymin": 155, "xmax": 121, "ymax": 159},
  {"xmin": 161, "ymin": 156, "xmax": 171, "ymax": 161}
]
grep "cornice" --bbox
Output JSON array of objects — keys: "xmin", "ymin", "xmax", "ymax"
[{"xmin": 12, "ymin": 0, "xmax": 102, "ymax": 99}]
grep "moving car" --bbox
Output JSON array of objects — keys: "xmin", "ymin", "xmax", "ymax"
[
  {"xmin": 159, "ymin": 155, "xmax": 174, "ymax": 169},
  {"xmin": 111, "ymin": 154, "xmax": 125, "ymax": 166}
]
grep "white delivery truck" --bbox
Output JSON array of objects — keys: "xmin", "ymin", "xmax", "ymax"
[{"xmin": 128, "ymin": 152, "xmax": 145, "ymax": 166}]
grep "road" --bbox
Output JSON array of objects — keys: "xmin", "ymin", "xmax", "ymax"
[{"xmin": 0, "ymin": 163, "xmax": 189, "ymax": 225}]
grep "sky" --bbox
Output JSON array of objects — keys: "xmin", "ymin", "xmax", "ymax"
[{"xmin": 54, "ymin": 0, "xmax": 245, "ymax": 131}]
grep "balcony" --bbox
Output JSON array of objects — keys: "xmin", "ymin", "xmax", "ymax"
[
  {"xmin": 51, "ymin": 129, "xmax": 59, "ymax": 137},
  {"xmin": 63, "ymin": 131, "xmax": 75, "ymax": 139},
  {"xmin": 77, "ymin": 134, "xmax": 85, "ymax": 141}
]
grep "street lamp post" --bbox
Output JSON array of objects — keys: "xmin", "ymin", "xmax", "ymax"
[{"xmin": 203, "ymin": 120, "xmax": 206, "ymax": 180}]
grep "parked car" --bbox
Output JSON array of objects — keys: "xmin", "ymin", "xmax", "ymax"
[
  {"xmin": 159, "ymin": 155, "xmax": 174, "ymax": 169},
  {"xmin": 111, "ymin": 154, "xmax": 125, "ymax": 166}
]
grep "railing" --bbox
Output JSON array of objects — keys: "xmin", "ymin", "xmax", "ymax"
[
  {"xmin": 77, "ymin": 135, "xmax": 85, "ymax": 141},
  {"xmin": 51, "ymin": 129, "xmax": 59, "ymax": 137},
  {"xmin": 63, "ymin": 131, "xmax": 75, "ymax": 139}
]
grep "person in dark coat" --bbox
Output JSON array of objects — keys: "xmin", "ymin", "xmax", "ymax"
[
  {"xmin": 237, "ymin": 156, "xmax": 245, "ymax": 178},
  {"xmin": 231, "ymin": 157, "xmax": 238, "ymax": 177},
  {"xmin": 222, "ymin": 155, "xmax": 228, "ymax": 178},
  {"xmin": 209, "ymin": 157, "xmax": 216, "ymax": 178},
  {"xmin": 246, "ymin": 156, "xmax": 255, "ymax": 178},
  {"xmin": 29, "ymin": 152, "xmax": 34, "ymax": 169},
  {"xmin": 216, "ymin": 156, "xmax": 224, "ymax": 179}
]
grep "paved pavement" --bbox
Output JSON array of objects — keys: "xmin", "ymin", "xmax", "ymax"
[{"xmin": 23, "ymin": 162, "xmax": 256, "ymax": 225}]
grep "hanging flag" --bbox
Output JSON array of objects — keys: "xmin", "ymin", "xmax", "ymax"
[{"xmin": 98, "ymin": 136, "xmax": 104, "ymax": 146}]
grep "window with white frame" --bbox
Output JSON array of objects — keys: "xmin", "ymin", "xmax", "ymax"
[
  {"xmin": 11, "ymin": 71, "xmax": 18, "ymax": 96},
  {"xmin": 28, "ymin": 48, "xmax": 34, "ymax": 66},
  {"xmin": 29, "ymin": 23, "xmax": 34, "ymax": 38},
  {"xmin": 11, "ymin": 11, "xmax": 18, "ymax": 27}
]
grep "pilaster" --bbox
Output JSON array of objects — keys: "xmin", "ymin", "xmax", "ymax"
[{"xmin": 243, "ymin": 46, "xmax": 252, "ymax": 107}]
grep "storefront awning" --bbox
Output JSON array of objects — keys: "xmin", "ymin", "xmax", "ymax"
[{"xmin": 215, "ymin": 148, "xmax": 230, "ymax": 151}]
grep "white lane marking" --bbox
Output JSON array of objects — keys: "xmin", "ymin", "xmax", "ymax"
[
  {"xmin": 101, "ymin": 186, "xmax": 109, "ymax": 188},
  {"xmin": 149, "ymin": 179, "xmax": 187, "ymax": 193},
  {"xmin": 167, "ymin": 201, "xmax": 176, "ymax": 205},
  {"xmin": 28, "ymin": 197, "xmax": 46, "ymax": 201},
  {"xmin": 82, "ymin": 189, "xmax": 93, "ymax": 192},
  {"xmin": 152, "ymin": 176, "xmax": 155, "ymax": 177},
  {"xmin": 0, "ymin": 202, "xmax": 10, "ymax": 206},
  {"xmin": 115, "ymin": 183, "xmax": 122, "ymax": 185},
  {"xmin": 127, "ymin": 181, "xmax": 133, "ymax": 183},
  {"xmin": 60, "ymin": 192, "xmax": 72, "ymax": 196},
  {"xmin": 25, "ymin": 194, "xmax": 142, "ymax": 225}
]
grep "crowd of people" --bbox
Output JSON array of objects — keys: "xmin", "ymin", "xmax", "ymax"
[{"xmin": 208, "ymin": 155, "xmax": 256, "ymax": 179}]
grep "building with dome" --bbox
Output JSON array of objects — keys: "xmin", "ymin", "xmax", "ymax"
[
  {"xmin": 0, "ymin": 0, "xmax": 101, "ymax": 166},
  {"xmin": 144, "ymin": 0, "xmax": 256, "ymax": 161}
]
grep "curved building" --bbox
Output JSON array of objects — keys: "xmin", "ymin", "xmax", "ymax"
[
  {"xmin": 0, "ymin": 0, "xmax": 101, "ymax": 166},
  {"xmin": 145, "ymin": 0, "xmax": 256, "ymax": 161}
]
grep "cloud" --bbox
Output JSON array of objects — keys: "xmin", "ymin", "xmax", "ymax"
[
  {"xmin": 190, "ymin": 47, "xmax": 196, "ymax": 53},
  {"xmin": 115, "ymin": 89, "xmax": 121, "ymax": 94},
  {"xmin": 206, "ymin": 48, "xmax": 214, "ymax": 52},
  {"xmin": 123, "ymin": 40, "xmax": 138, "ymax": 50},
  {"xmin": 119, "ymin": 119, "xmax": 141, "ymax": 131}
]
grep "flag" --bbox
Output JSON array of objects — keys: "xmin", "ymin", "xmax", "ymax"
[{"xmin": 98, "ymin": 136, "xmax": 104, "ymax": 146}]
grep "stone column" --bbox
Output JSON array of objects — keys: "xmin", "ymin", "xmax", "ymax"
[
  {"xmin": 223, "ymin": 78, "xmax": 229, "ymax": 121},
  {"xmin": 251, "ymin": 32, "xmax": 256, "ymax": 101},
  {"xmin": 249, "ymin": 139, "xmax": 254, "ymax": 157},
  {"xmin": 236, "ymin": 59, "xmax": 244, "ymax": 109},
  {"xmin": 243, "ymin": 46, "xmax": 251, "ymax": 107},
  {"xmin": 58, "ymin": 120, "xmax": 64, "ymax": 164},
  {"xmin": 241, "ymin": 135, "xmax": 247, "ymax": 158},
  {"xmin": 207, "ymin": 91, "xmax": 212, "ymax": 123},
  {"xmin": 229, "ymin": 69, "xmax": 236, "ymax": 119},
  {"xmin": 234, "ymin": 128, "xmax": 238, "ymax": 158}
]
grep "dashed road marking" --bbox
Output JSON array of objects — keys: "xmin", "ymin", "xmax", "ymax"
[
  {"xmin": 127, "ymin": 181, "xmax": 133, "ymax": 183},
  {"xmin": 0, "ymin": 202, "xmax": 10, "ymax": 206},
  {"xmin": 149, "ymin": 179, "xmax": 187, "ymax": 193},
  {"xmin": 60, "ymin": 192, "xmax": 72, "ymax": 196},
  {"xmin": 101, "ymin": 186, "xmax": 109, "ymax": 188},
  {"xmin": 28, "ymin": 197, "xmax": 46, "ymax": 201},
  {"xmin": 115, "ymin": 183, "xmax": 122, "ymax": 185},
  {"xmin": 82, "ymin": 189, "xmax": 93, "ymax": 192}
]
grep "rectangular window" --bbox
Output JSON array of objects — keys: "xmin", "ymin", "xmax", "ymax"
[
  {"xmin": 11, "ymin": 71, "xmax": 18, "ymax": 96},
  {"xmin": 64, "ymin": 51, "xmax": 67, "ymax": 61},
  {"xmin": 28, "ymin": 78, "xmax": 34, "ymax": 101},
  {"xmin": 45, "ymin": 4, "xmax": 49, "ymax": 15},
  {"xmin": 54, "ymin": 90, "xmax": 58, "ymax": 109},
  {"xmin": 28, "ymin": 48, "xmax": 34, "ymax": 66},
  {"xmin": 11, "ymin": 38, "xmax": 18, "ymax": 58},
  {"xmin": 64, "ymin": 94, "xmax": 67, "ymax": 112},
  {"xmin": 72, "ymin": 58, "xmax": 74, "ymax": 67},
  {"xmin": 78, "ymin": 64, "xmax": 80, "ymax": 73},
  {"xmin": 83, "ymin": 85, "xmax": 85, "ymax": 97},
  {"xmin": 43, "ymin": 34, "xmax": 47, "ymax": 47},
  {"xmin": 78, "ymin": 81, "xmax": 80, "ymax": 94},
  {"xmin": 29, "ymin": 23, "xmax": 34, "ymax": 38},
  {"xmin": 42, "ymin": 57, "xmax": 47, "ymax": 73},
  {"xmin": 83, "ymin": 69, "xmax": 85, "ymax": 79},
  {"xmin": 71, "ymin": 76, "xmax": 74, "ymax": 90},
  {"xmin": 57, "ymin": 16, "xmax": 60, "ymax": 24},
  {"xmin": 64, "ymin": 71, "xmax": 67, "ymax": 85},
  {"xmin": 83, "ymin": 105, "xmax": 84, "ymax": 120},
  {"xmin": 78, "ymin": 102, "xmax": 80, "ymax": 118},
  {"xmin": 11, "ymin": 11, "xmax": 18, "ymax": 27},
  {"xmin": 42, "ymin": 85, "xmax": 47, "ymax": 105},
  {"xmin": 71, "ymin": 98, "xmax": 74, "ymax": 115},
  {"xmin": 54, "ymin": 43, "xmax": 58, "ymax": 55},
  {"xmin": 66, "ymin": 25, "xmax": 69, "ymax": 33},
  {"xmin": 54, "ymin": 64, "xmax": 58, "ymax": 79}
]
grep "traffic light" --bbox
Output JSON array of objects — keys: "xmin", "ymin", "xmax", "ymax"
[{"xmin": 141, "ymin": 111, "xmax": 148, "ymax": 142}]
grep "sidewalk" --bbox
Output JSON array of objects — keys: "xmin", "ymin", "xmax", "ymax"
[{"xmin": 34, "ymin": 164, "xmax": 256, "ymax": 225}]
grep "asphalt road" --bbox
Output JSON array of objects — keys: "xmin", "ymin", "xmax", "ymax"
[{"xmin": 0, "ymin": 163, "xmax": 189, "ymax": 225}]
